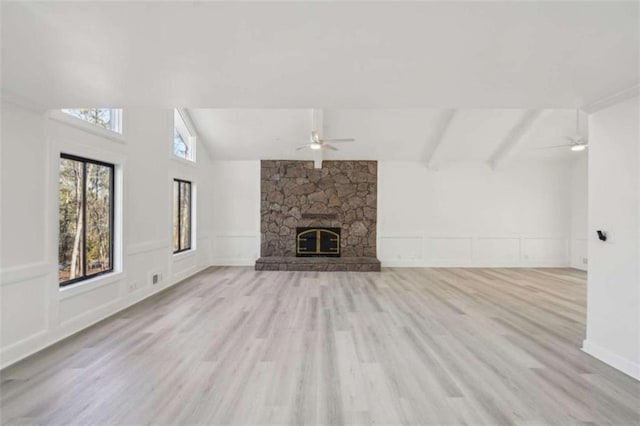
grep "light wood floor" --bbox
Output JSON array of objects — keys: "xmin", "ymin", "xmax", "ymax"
[{"xmin": 1, "ymin": 267, "xmax": 639, "ymax": 425}]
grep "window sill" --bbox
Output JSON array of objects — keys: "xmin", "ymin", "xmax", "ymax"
[
  {"xmin": 59, "ymin": 271, "xmax": 124, "ymax": 300},
  {"xmin": 171, "ymin": 156, "xmax": 196, "ymax": 167},
  {"xmin": 173, "ymin": 249, "xmax": 196, "ymax": 260},
  {"xmin": 49, "ymin": 111, "xmax": 126, "ymax": 144}
]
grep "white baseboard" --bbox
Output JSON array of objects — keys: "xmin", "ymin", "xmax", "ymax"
[
  {"xmin": 211, "ymin": 258, "xmax": 256, "ymax": 267},
  {"xmin": 582, "ymin": 339, "xmax": 640, "ymax": 381},
  {"xmin": 380, "ymin": 260, "xmax": 571, "ymax": 268}
]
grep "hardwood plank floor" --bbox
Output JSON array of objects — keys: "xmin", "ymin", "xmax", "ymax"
[{"xmin": 1, "ymin": 267, "xmax": 639, "ymax": 425}]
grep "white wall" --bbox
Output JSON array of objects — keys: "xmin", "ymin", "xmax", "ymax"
[
  {"xmin": 378, "ymin": 161, "xmax": 572, "ymax": 267},
  {"xmin": 0, "ymin": 102, "xmax": 213, "ymax": 368},
  {"xmin": 570, "ymin": 155, "xmax": 588, "ymax": 271},
  {"xmin": 583, "ymin": 96, "xmax": 640, "ymax": 380},
  {"xmin": 210, "ymin": 160, "xmax": 261, "ymax": 265}
]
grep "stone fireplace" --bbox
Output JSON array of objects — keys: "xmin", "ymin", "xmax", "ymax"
[{"xmin": 255, "ymin": 160, "xmax": 381, "ymax": 271}]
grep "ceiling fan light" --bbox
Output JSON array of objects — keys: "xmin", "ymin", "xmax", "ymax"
[
  {"xmin": 571, "ymin": 144, "xmax": 586, "ymax": 152},
  {"xmin": 310, "ymin": 143, "xmax": 322, "ymax": 150}
]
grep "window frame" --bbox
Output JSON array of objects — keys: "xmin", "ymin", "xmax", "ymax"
[
  {"xmin": 173, "ymin": 178, "xmax": 193, "ymax": 254},
  {"xmin": 61, "ymin": 108, "xmax": 123, "ymax": 134},
  {"xmin": 58, "ymin": 153, "xmax": 116, "ymax": 287},
  {"xmin": 173, "ymin": 109, "xmax": 196, "ymax": 162}
]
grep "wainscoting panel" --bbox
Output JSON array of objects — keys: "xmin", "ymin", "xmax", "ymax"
[
  {"xmin": 571, "ymin": 238, "xmax": 588, "ymax": 271},
  {"xmin": 126, "ymin": 239, "xmax": 168, "ymax": 257},
  {"xmin": 171, "ymin": 251, "xmax": 198, "ymax": 282},
  {"xmin": 475, "ymin": 237, "xmax": 521, "ymax": 262},
  {"xmin": 197, "ymin": 237, "xmax": 211, "ymax": 268},
  {"xmin": 1, "ymin": 274, "xmax": 49, "ymax": 348},
  {"xmin": 212, "ymin": 233, "xmax": 260, "ymax": 266},
  {"xmin": 0, "ymin": 262, "xmax": 52, "ymax": 286},
  {"xmin": 59, "ymin": 280, "xmax": 120, "ymax": 324},
  {"xmin": 378, "ymin": 235, "xmax": 422, "ymax": 265},
  {"xmin": 379, "ymin": 234, "xmax": 569, "ymax": 267},
  {"xmin": 523, "ymin": 237, "xmax": 569, "ymax": 263},
  {"xmin": 426, "ymin": 237, "xmax": 473, "ymax": 263}
]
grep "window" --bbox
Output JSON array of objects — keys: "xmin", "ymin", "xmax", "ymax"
[
  {"xmin": 61, "ymin": 108, "xmax": 122, "ymax": 134},
  {"xmin": 173, "ymin": 179, "xmax": 192, "ymax": 253},
  {"xmin": 173, "ymin": 109, "xmax": 195, "ymax": 161},
  {"xmin": 58, "ymin": 154, "xmax": 114, "ymax": 286}
]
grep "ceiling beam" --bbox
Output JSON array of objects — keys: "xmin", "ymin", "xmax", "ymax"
[
  {"xmin": 423, "ymin": 109, "xmax": 457, "ymax": 170},
  {"xmin": 488, "ymin": 109, "xmax": 544, "ymax": 170},
  {"xmin": 582, "ymin": 85, "xmax": 639, "ymax": 115}
]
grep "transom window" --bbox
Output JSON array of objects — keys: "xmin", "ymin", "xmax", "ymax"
[
  {"xmin": 173, "ymin": 109, "xmax": 195, "ymax": 161},
  {"xmin": 62, "ymin": 108, "xmax": 122, "ymax": 134},
  {"xmin": 173, "ymin": 179, "xmax": 192, "ymax": 253},
  {"xmin": 59, "ymin": 154, "xmax": 115, "ymax": 286}
]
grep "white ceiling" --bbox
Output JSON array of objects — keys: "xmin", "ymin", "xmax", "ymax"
[
  {"xmin": 2, "ymin": 1, "xmax": 638, "ymax": 109},
  {"xmin": 188, "ymin": 108, "xmax": 587, "ymax": 165}
]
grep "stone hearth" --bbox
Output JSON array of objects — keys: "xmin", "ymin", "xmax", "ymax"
[
  {"xmin": 256, "ymin": 160, "xmax": 380, "ymax": 271},
  {"xmin": 255, "ymin": 256, "xmax": 381, "ymax": 271}
]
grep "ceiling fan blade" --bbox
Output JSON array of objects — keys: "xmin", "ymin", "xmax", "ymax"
[
  {"xmin": 323, "ymin": 144, "xmax": 339, "ymax": 151},
  {"xmin": 536, "ymin": 144, "xmax": 571, "ymax": 150},
  {"xmin": 320, "ymin": 138, "xmax": 355, "ymax": 143},
  {"xmin": 296, "ymin": 145, "xmax": 310, "ymax": 150}
]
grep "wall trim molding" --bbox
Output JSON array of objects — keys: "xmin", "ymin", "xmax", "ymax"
[
  {"xmin": 211, "ymin": 258, "xmax": 256, "ymax": 267},
  {"xmin": 381, "ymin": 259, "xmax": 570, "ymax": 268},
  {"xmin": 378, "ymin": 233, "xmax": 570, "ymax": 267},
  {"xmin": 212, "ymin": 233, "xmax": 260, "ymax": 265},
  {"xmin": 214, "ymin": 232, "xmax": 259, "ymax": 238},
  {"xmin": 0, "ymin": 262, "xmax": 53, "ymax": 286},
  {"xmin": 58, "ymin": 272, "xmax": 125, "ymax": 301},
  {"xmin": 0, "ymin": 265, "xmax": 212, "ymax": 370},
  {"xmin": 126, "ymin": 239, "xmax": 168, "ymax": 256},
  {"xmin": 582, "ymin": 339, "xmax": 640, "ymax": 381},
  {"xmin": 378, "ymin": 232, "xmax": 569, "ymax": 239}
]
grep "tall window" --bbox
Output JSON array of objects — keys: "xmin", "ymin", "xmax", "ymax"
[
  {"xmin": 173, "ymin": 179, "xmax": 192, "ymax": 253},
  {"xmin": 173, "ymin": 109, "xmax": 194, "ymax": 161},
  {"xmin": 59, "ymin": 154, "xmax": 114, "ymax": 286},
  {"xmin": 62, "ymin": 108, "xmax": 122, "ymax": 134}
]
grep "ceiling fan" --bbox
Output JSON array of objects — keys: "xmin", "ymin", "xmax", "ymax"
[
  {"xmin": 296, "ymin": 109, "xmax": 355, "ymax": 151},
  {"xmin": 296, "ymin": 130, "xmax": 355, "ymax": 151},
  {"xmin": 538, "ymin": 109, "xmax": 588, "ymax": 152}
]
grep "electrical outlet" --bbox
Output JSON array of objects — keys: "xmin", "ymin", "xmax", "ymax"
[
  {"xmin": 128, "ymin": 281, "xmax": 139, "ymax": 293},
  {"xmin": 151, "ymin": 272, "xmax": 162, "ymax": 285},
  {"xmin": 582, "ymin": 257, "xmax": 588, "ymax": 265}
]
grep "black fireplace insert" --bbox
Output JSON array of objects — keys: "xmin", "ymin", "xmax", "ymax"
[{"xmin": 296, "ymin": 227, "xmax": 341, "ymax": 257}]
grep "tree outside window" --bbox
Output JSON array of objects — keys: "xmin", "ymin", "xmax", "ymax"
[{"xmin": 59, "ymin": 154, "xmax": 114, "ymax": 285}]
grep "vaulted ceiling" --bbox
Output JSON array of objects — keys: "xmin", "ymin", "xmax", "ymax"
[
  {"xmin": 2, "ymin": 1, "xmax": 637, "ymax": 109},
  {"xmin": 2, "ymin": 1, "xmax": 635, "ymax": 165}
]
